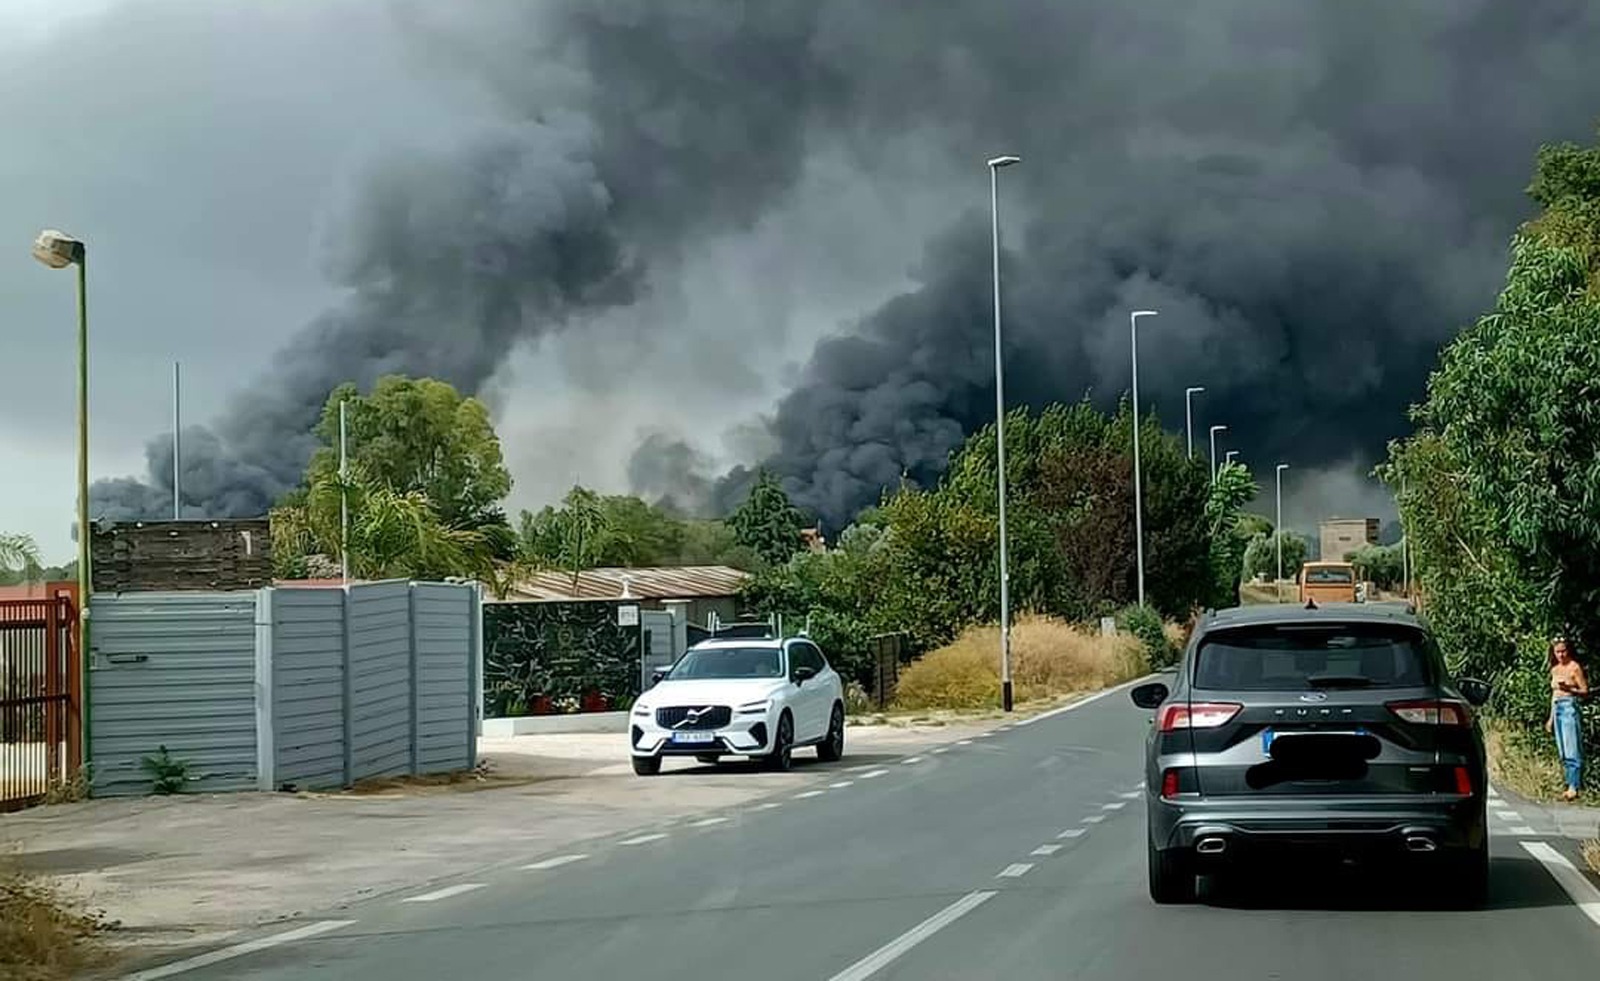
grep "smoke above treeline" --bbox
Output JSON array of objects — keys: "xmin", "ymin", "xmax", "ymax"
[{"xmin": 92, "ymin": 0, "xmax": 1600, "ymax": 534}]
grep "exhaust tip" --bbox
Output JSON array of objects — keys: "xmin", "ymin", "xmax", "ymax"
[
  {"xmin": 1404, "ymin": 835, "xmax": 1438, "ymax": 853},
  {"xmin": 1196, "ymin": 836, "xmax": 1227, "ymax": 855}
]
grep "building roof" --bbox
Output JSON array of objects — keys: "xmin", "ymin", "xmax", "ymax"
[{"xmin": 499, "ymin": 565, "xmax": 750, "ymax": 603}]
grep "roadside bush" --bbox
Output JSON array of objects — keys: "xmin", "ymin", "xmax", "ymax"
[
  {"xmin": 1117, "ymin": 604, "xmax": 1176, "ymax": 670},
  {"xmin": 891, "ymin": 615, "xmax": 1142, "ymax": 711}
]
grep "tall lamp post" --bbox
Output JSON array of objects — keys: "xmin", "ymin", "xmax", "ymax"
[
  {"xmin": 1225, "ymin": 450, "xmax": 1239, "ymax": 466},
  {"xmin": 988, "ymin": 153, "xmax": 1020, "ymax": 712},
  {"xmin": 1275, "ymin": 464, "xmax": 1289, "ymax": 601},
  {"xmin": 1209, "ymin": 425, "xmax": 1228, "ymax": 482},
  {"xmin": 32, "ymin": 229, "xmax": 91, "ymax": 762},
  {"xmin": 1184, "ymin": 386, "xmax": 1204, "ymax": 459},
  {"xmin": 1129, "ymin": 310, "xmax": 1159, "ymax": 608}
]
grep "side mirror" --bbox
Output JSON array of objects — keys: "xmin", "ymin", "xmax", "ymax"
[
  {"xmin": 650, "ymin": 670, "xmax": 666, "ymax": 685},
  {"xmin": 793, "ymin": 665, "xmax": 817, "ymax": 685},
  {"xmin": 1458, "ymin": 677, "xmax": 1492, "ymax": 707},
  {"xmin": 1130, "ymin": 682, "xmax": 1170, "ymax": 710}
]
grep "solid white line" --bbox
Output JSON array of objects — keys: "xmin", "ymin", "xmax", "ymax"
[
  {"xmin": 1031, "ymin": 844, "xmax": 1062, "ymax": 856},
  {"xmin": 1522, "ymin": 841, "xmax": 1600, "ymax": 927},
  {"xmin": 859, "ymin": 769, "xmax": 890, "ymax": 779},
  {"xmin": 902, "ymin": 756, "xmax": 925, "ymax": 765},
  {"xmin": 1102, "ymin": 801, "xmax": 1128, "ymax": 811},
  {"xmin": 830, "ymin": 780, "xmax": 855, "ymax": 789},
  {"xmin": 1057, "ymin": 828, "xmax": 1087, "ymax": 839},
  {"xmin": 1505, "ymin": 826, "xmax": 1539, "ymax": 836},
  {"xmin": 401, "ymin": 883, "xmax": 486, "ymax": 903},
  {"xmin": 996, "ymin": 863, "xmax": 1034, "ymax": 878},
  {"xmin": 1083, "ymin": 815, "xmax": 1106, "ymax": 824},
  {"xmin": 618, "ymin": 833, "xmax": 669, "ymax": 845},
  {"xmin": 520, "ymin": 854, "xmax": 588, "ymax": 871},
  {"xmin": 795, "ymin": 790, "xmax": 826, "ymax": 799},
  {"xmin": 690, "ymin": 817, "xmax": 729, "ymax": 828},
  {"xmin": 824, "ymin": 891, "xmax": 997, "ymax": 981},
  {"xmin": 117, "ymin": 920, "xmax": 357, "ymax": 980},
  {"xmin": 1012, "ymin": 674, "xmax": 1157, "ymax": 727}
]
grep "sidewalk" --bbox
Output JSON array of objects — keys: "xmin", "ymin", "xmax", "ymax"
[{"xmin": 0, "ymin": 718, "xmax": 998, "ymax": 968}]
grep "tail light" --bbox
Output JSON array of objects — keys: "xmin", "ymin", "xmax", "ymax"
[
  {"xmin": 1160, "ymin": 769, "xmax": 1180, "ymax": 800},
  {"xmin": 1157, "ymin": 702, "xmax": 1242, "ymax": 732},
  {"xmin": 1386, "ymin": 699, "xmax": 1472, "ymax": 726},
  {"xmin": 1453, "ymin": 765, "xmax": 1473, "ymax": 796}
]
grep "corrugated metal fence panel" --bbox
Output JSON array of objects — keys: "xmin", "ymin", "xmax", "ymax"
[
  {"xmin": 640, "ymin": 609, "xmax": 677, "ymax": 691},
  {"xmin": 346, "ymin": 581, "xmax": 412, "ymax": 781},
  {"xmin": 89, "ymin": 592, "xmax": 258, "ymax": 796},
  {"xmin": 271, "ymin": 587, "xmax": 345, "ymax": 790},
  {"xmin": 413, "ymin": 583, "xmax": 472, "ymax": 772}
]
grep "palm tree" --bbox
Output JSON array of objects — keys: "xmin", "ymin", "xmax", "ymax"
[{"xmin": 0, "ymin": 532, "xmax": 42, "ymax": 578}]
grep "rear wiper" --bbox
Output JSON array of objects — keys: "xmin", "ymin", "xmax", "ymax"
[{"xmin": 1306, "ymin": 674, "xmax": 1374, "ymax": 689}]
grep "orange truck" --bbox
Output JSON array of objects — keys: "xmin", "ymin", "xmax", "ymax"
[{"xmin": 1299, "ymin": 561, "xmax": 1358, "ymax": 604}]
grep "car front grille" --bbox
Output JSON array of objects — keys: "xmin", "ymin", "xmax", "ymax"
[{"xmin": 656, "ymin": 705, "xmax": 732, "ymax": 730}]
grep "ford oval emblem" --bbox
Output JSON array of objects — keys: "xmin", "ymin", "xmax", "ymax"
[{"xmin": 1299, "ymin": 691, "xmax": 1328, "ymax": 703}]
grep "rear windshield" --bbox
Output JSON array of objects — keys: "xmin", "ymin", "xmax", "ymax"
[
  {"xmin": 1194, "ymin": 623, "xmax": 1435, "ymax": 690},
  {"xmin": 1304, "ymin": 566, "xmax": 1354, "ymax": 584}
]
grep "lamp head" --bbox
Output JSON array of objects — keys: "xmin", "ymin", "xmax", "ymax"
[{"xmin": 32, "ymin": 229, "xmax": 84, "ymax": 269}]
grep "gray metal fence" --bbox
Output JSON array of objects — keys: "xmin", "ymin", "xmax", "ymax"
[{"xmin": 90, "ymin": 581, "xmax": 480, "ymax": 797}]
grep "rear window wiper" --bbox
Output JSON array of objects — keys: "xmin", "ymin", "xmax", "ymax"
[{"xmin": 1306, "ymin": 674, "xmax": 1375, "ymax": 689}]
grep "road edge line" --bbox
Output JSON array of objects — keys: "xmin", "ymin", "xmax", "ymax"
[
  {"xmin": 1011, "ymin": 674, "xmax": 1160, "ymax": 727},
  {"xmin": 1521, "ymin": 840, "xmax": 1600, "ymax": 927},
  {"xmin": 116, "ymin": 920, "xmax": 357, "ymax": 981},
  {"xmin": 825, "ymin": 890, "xmax": 997, "ymax": 981}
]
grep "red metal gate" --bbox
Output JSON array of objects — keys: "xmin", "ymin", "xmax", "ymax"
[{"xmin": 0, "ymin": 584, "xmax": 81, "ymax": 811}]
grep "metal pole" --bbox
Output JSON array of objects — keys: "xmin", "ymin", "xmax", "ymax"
[
  {"xmin": 990, "ymin": 159, "xmax": 1013, "ymax": 713},
  {"xmin": 75, "ymin": 253, "xmax": 92, "ymax": 768},
  {"xmin": 1209, "ymin": 425, "xmax": 1227, "ymax": 483},
  {"xmin": 1400, "ymin": 477, "xmax": 1409, "ymax": 599},
  {"xmin": 1185, "ymin": 386, "xmax": 1204, "ymax": 459},
  {"xmin": 1130, "ymin": 311, "xmax": 1157, "ymax": 608},
  {"xmin": 172, "ymin": 362, "xmax": 181, "ymax": 520},
  {"xmin": 339, "ymin": 400, "xmax": 350, "ymax": 583},
  {"xmin": 1275, "ymin": 464, "xmax": 1288, "ymax": 602},
  {"xmin": 1225, "ymin": 450, "xmax": 1239, "ymax": 466}
]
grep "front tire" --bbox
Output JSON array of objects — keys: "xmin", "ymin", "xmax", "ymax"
[
  {"xmin": 1148, "ymin": 838, "xmax": 1195, "ymax": 904},
  {"xmin": 632, "ymin": 755, "xmax": 662, "ymax": 776},
  {"xmin": 765, "ymin": 712, "xmax": 794, "ymax": 772},
  {"xmin": 817, "ymin": 704, "xmax": 845, "ymax": 762}
]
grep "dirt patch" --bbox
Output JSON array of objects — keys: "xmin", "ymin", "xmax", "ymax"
[{"xmin": 1, "ymin": 860, "xmax": 113, "ymax": 981}]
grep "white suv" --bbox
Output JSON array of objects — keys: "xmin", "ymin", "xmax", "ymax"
[{"xmin": 628, "ymin": 635, "xmax": 846, "ymax": 775}]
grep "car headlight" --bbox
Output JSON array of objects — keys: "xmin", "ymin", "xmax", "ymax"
[{"xmin": 736, "ymin": 700, "xmax": 771, "ymax": 714}]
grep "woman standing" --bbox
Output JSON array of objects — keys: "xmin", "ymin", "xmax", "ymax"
[{"xmin": 1547, "ymin": 636, "xmax": 1589, "ymax": 801}]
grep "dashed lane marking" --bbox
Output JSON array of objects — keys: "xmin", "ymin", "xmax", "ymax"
[
  {"xmin": 618, "ymin": 833, "xmax": 669, "ymax": 845},
  {"xmin": 1118, "ymin": 790, "xmax": 1142, "ymax": 799},
  {"xmin": 859, "ymin": 769, "xmax": 890, "ymax": 779},
  {"xmin": 1522, "ymin": 841, "xmax": 1600, "ymax": 927},
  {"xmin": 1083, "ymin": 815, "xmax": 1106, "ymax": 825},
  {"xmin": 1057, "ymin": 829, "xmax": 1087, "ymax": 839},
  {"xmin": 996, "ymin": 863, "xmax": 1034, "ymax": 878},
  {"xmin": 902, "ymin": 756, "xmax": 925, "ymax": 765},
  {"xmin": 794, "ymin": 790, "xmax": 826, "ymax": 800},
  {"xmin": 824, "ymin": 891, "xmax": 997, "ymax": 981},
  {"xmin": 520, "ymin": 854, "xmax": 588, "ymax": 871},
  {"xmin": 830, "ymin": 781, "xmax": 855, "ymax": 789},
  {"xmin": 1505, "ymin": 826, "xmax": 1539, "ymax": 836},
  {"xmin": 1031, "ymin": 845, "xmax": 1063, "ymax": 856},
  {"xmin": 689, "ymin": 817, "xmax": 729, "ymax": 828},
  {"xmin": 1102, "ymin": 801, "xmax": 1128, "ymax": 811},
  {"xmin": 402, "ymin": 884, "xmax": 486, "ymax": 903}
]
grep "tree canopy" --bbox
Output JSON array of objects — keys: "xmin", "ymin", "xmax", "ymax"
[{"xmin": 728, "ymin": 470, "xmax": 806, "ymax": 567}]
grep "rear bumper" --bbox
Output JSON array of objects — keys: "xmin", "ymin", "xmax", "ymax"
[{"xmin": 1153, "ymin": 795, "xmax": 1486, "ymax": 860}]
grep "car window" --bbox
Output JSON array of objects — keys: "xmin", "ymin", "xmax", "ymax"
[
  {"xmin": 668, "ymin": 646, "xmax": 783, "ymax": 680},
  {"xmin": 1194, "ymin": 623, "xmax": 1435, "ymax": 691},
  {"xmin": 790, "ymin": 642, "xmax": 825, "ymax": 675},
  {"xmin": 1304, "ymin": 566, "xmax": 1354, "ymax": 584}
]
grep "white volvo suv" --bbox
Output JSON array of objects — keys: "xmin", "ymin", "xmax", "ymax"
[{"xmin": 628, "ymin": 635, "xmax": 846, "ymax": 775}]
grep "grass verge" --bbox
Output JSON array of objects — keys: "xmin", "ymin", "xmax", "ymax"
[
  {"xmin": 1485, "ymin": 721, "xmax": 1568, "ymax": 802},
  {"xmin": 1583, "ymin": 839, "xmax": 1600, "ymax": 876},
  {"xmin": 889, "ymin": 615, "xmax": 1144, "ymax": 712},
  {"xmin": 0, "ymin": 861, "xmax": 108, "ymax": 981}
]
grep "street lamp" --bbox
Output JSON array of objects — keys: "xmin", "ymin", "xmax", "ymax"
[
  {"xmin": 1129, "ymin": 310, "xmax": 1159, "ymax": 608},
  {"xmin": 32, "ymin": 228, "xmax": 90, "ymax": 762},
  {"xmin": 1225, "ymin": 450, "xmax": 1239, "ymax": 466},
  {"xmin": 1209, "ymin": 425, "xmax": 1228, "ymax": 482},
  {"xmin": 1184, "ymin": 387, "xmax": 1204, "ymax": 459},
  {"xmin": 1275, "ymin": 464, "xmax": 1289, "ymax": 601},
  {"xmin": 988, "ymin": 153, "xmax": 1020, "ymax": 712}
]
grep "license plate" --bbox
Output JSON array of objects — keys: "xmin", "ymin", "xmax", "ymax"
[
  {"xmin": 671, "ymin": 731, "xmax": 715, "ymax": 744},
  {"xmin": 1263, "ymin": 727, "xmax": 1368, "ymax": 755}
]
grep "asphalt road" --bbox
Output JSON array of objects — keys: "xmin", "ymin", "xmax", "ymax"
[{"xmin": 125, "ymin": 683, "xmax": 1600, "ymax": 980}]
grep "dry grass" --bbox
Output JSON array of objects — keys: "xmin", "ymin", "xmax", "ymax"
[
  {"xmin": 1582, "ymin": 839, "xmax": 1600, "ymax": 876},
  {"xmin": 891, "ymin": 615, "xmax": 1144, "ymax": 712},
  {"xmin": 1485, "ymin": 722, "xmax": 1567, "ymax": 802},
  {"xmin": 342, "ymin": 760, "xmax": 545, "ymax": 796},
  {"xmin": 0, "ymin": 862, "xmax": 108, "ymax": 981}
]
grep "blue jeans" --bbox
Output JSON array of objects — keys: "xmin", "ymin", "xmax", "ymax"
[{"xmin": 1553, "ymin": 696, "xmax": 1582, "ymax": 791}]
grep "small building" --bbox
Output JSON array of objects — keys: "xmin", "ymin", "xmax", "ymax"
[
  {"xmin": 498, "ymin": 565, "xmax": 750, "ymax": 627},
  {"xmin": 1319, "ymin": 517, "xmax": 1379, "ymax": 563}
]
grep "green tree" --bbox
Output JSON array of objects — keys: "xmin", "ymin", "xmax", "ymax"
[
  {"xmin": 517, "ymin": 486, "xmax": 611, "ymax": 583},
  {"xmin": 0, "ymin": 532, "xmax": 42, "ymax": 581},
  {"xmin": 1205, "ymin": 462, "xmax": 1259, "ymax": 607},
  {"xmin": 1347, "ymin": 541, "xmax": 1404, "ymax": 589},
  {"xmin": 728, "ymin": 470, "xmax": 805, "ymax": 567},
  {"xmin": 1242, "ymin": 531, "xmax": 1308, "ymax": 583},
  {"xmin": 306, "ymin": 376, "xmax": 512, "ymax": 534}
]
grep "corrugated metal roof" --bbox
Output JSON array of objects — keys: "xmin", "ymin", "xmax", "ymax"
[{"xmin": 501, "ymin": 565, "xmax": 750, "ymax": 602}]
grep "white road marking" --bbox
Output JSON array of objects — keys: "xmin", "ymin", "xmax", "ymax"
[
  {"xmin": 520, "ymin": 854, "xmax": 588, "ymax": 871},
  {"xmin": 1083, "ymin": 815, "xmax": 1106, "ymax": 824},
  {"xmin": 1012, "ymin": 674, "xmax": 1158, "ymax": 727},
  {"xmin": 859, "ymin": 769, "xmax": 890, "ymax": 779},
  {"xmin": 402, "ymin": 883, "xmax": 486, "ymax": 903},
  {"xmin": 824, "ymin": 890, "xmax": 997, "ymax": 981},
  {"xmin": 830, "ymin": 780, "xmax": 855, "ymax": 789},
  {"xmin": 902, "ymin": 756, "xmax": 925, "ymax": 765},
  {"xmin": 618, "ymin": 833, "xmax": 669, "ymax": 845},
  {"xmin": 1493, "ymin": 809, "xmax": 1519, "ymax": 819},
  {"xmin": 690, "ymin": 817, "xmax": 729, "ymax": 828},
  {"xmin": 931, "ymin": 747, "xmax": 950, "ymax": 754},
  {"xmin": 755, "ymin": 802, "xmax": 782, "ymax": 810},
  {"xmin": 996, "ymin": 863, "xmax": 1034, "ymax": 878},
  {"xmin": 795, "ymin": 790, "xmax": 826, "ymax": 799},
  {"xmin": 1057, "ymin": 828, "xmax": 1087, "ymax": 839},
  {"xmin": 1505, "ymin": 826, "xmax": 1539, "ymax": 836},
  {"xmin": 1030, "ymin": 844, "xmax": 1063, "ymax": 856},
  {"xmin": 956, "ymin": 740, "xmax": 973, "ymax": 746},
  {"xmin": 1102, "ymin": 801, "xmax": 1128, "ymax": 811},
  {"xmin": 1118, "ymin": 790, "xmax": 1143, "ymax": 799},
  {"xmin": 117, "ymin": 920, "xmax": 357, "ymax": 980},
  {"xmin": 974, "ymin": 732, "xmax": 992, "ymax": 739},
  {"xmin": 1522, "ymin": 841, "xmax": 1600, "ymax": 927}
]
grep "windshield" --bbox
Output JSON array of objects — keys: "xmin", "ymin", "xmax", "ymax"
[
  {"xmin": 667, "ymin": 646, "xmax": 784, "ymax": 680},
  {"xmin": 1195, "ymin": 624, "xmax": 1435, "ymax": 690},
  {"xmin": 1305, "ymin": 565, "xmax": 1355, "ymax": 584}
]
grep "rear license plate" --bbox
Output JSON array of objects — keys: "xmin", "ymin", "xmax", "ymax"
[
  {"xmin": 671, "ymin": 731, "xmax": 715, "ymax": 744},
  {"xmin": 1262, "ymin": 727, "xmax": 1368, "ymax": 755}
]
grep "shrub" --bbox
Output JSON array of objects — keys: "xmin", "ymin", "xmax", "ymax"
[
  {"xmin": 892, "ymin": 615, "xmax": 1143, "ymax": 711},
  {"xmin": 1117, "ymin": 604, "xmax": 1176, "ymax": 669}
]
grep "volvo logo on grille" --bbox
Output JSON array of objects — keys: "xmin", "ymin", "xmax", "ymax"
[
  {"xmin": 674, "ymin": 705, "xmax": 717, "ymax": 729},
  {"xmin": 1299, "ymin": 692, "xmax": 1329, "ymax": 703}
]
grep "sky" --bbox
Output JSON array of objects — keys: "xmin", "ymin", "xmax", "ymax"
[{"xmin": 3, "ymin": 0, "xmax": 1597, "ymax": 563}]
